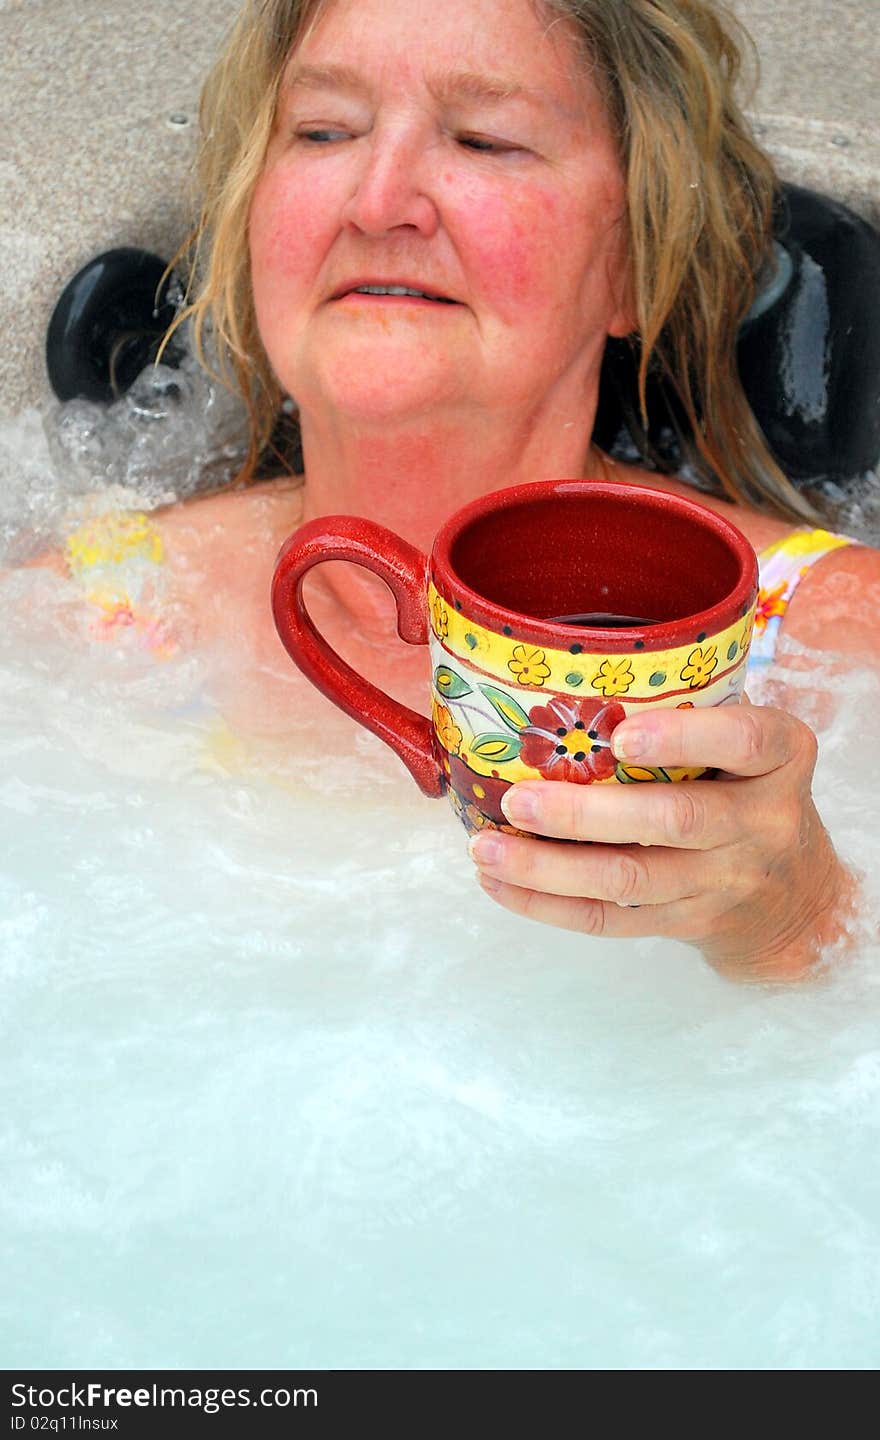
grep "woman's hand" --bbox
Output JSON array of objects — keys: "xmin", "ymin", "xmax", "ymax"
[{"xmin": 469, "ymin": 702, "xmax": 859, "ymax": 982}]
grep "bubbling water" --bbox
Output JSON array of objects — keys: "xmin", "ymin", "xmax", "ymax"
[
  {"xmin": 0, "ymin": 371, "xmax": 879, "ymax": 1369},
  {"xmin": 0, "ymin": 330, "xmax": 248, "ymax": 566}
]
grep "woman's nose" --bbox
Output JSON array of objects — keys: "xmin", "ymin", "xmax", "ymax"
[{"xmin": 341, "ymin": 126, "xmax": 440, "ymax": 239}]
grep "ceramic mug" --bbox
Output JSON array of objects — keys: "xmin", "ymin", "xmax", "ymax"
[{"xmin": 271, "ymin": 480, "xmax": 758, "ymax": 833}]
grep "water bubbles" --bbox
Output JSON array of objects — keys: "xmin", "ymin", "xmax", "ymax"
[
  {"xmin": 44, "ymin": 325, "xmax": 248, "ymax": 503},
  {"xmin": 807, "ymin": 472, "xmax": 880, "ymax": 547},
  {"xmin": 0, "ymin": 324, "xmax": 249, "ymax": 563},
  {"xmin": 0, "ymin": 407, "xmax": 88, "ymax": 564}
]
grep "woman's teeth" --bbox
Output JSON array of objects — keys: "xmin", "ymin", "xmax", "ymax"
[{"xmin": 351, "ymin": 285, "xmax": 453, "ymax": 301}]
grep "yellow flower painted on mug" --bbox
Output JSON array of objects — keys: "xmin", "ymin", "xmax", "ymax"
[
  {"xmin": 680, "ymin": 644, "xmax": 718, "ymax": 689},
  {"xmin": 591, "ymin": 656, "xmax": 635, "ymax": 698},
  {"xmin": 431, "ymin": 596, "xmax": 450, "ymax": 640},
  {"xmin": 739, "ymin": 617, "xmax": 754, "ymax": 654},
  {"xmin": 433, "ymin": 701, "xmax": 463, "ymax": 755},
  {"xmin": 507, "ymin": 644, "xmax": 551, "ymax": 687}
]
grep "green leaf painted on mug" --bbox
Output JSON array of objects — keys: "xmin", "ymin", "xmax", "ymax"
[
  {"xmin": 615, "ymin": 762, "xmax": 673, "ymax": 783},
  {"xmin": 471, "ymin": 733, "xmax": 523, "ymax": 763},
  {"xmin": 433, "ymin": 665, "xmax": 472, "ymax": 699},
  {"xmin": 478, "ymin": 685, "xmax": 531, "ymax": 732}
]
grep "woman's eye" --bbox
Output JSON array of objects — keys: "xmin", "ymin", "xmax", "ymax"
[
  {"xmin": 296, "ymin": 128, "xmax": 352, "ymax": 144},
  {"xmin": 457, "ymin": 135, "xmax": 521, "ymax": 155}
]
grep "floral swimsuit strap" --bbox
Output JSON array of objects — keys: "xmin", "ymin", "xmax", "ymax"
[
  {"xmin": 64, "ymin": 510, "xmax": 177, "ymax": 657},
  {"xmin": 749, "ymin": 527, "xmax": 853, "ymax": 668}
]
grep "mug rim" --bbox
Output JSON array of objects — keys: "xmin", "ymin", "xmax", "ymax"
[{"xmin": 430, "ymin": 477, "xmax": 758, "ymax": 651}]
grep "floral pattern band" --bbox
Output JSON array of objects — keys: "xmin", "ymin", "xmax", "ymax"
[
  {"xmin": 427, "ymin": 581, "xmax": 754, "ymax": 703},
  {"xmin": 427, "ymin": 582, "xmax": 756, "ymax": 828}
]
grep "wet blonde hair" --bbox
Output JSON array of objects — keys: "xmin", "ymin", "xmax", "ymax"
[{"xmin": 177, "ymin": 0, "xmax": 812, "ymax": 518}]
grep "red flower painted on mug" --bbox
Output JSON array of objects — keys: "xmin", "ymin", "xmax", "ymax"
[{"xmin": 520, "ymin": 695, "xmax": 626, "ymax": 784}]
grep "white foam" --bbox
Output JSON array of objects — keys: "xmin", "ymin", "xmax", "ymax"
[{"xmin": 1, "ymin": 385, "xmax": 879, "ymax": 1369}]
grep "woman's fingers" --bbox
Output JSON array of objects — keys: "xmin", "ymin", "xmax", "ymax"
[
  {"xmin": 500, "ymin": 774, "xmax": 756, "ymax": 849},
  {"xmin": 476, "ymin": 874, "xmax": 721, "ymax": 942},
  {"xmin": 496, "ymin": 703, "xmax": 817, "ymax": 847},
  {"xmin": 477, "ymin": 875, "xmax": 656, "ymax": 937},
  {"xmin": 504, "ymin": 777, "xmax": 737, "ymax": 852},
  {"xmin": 611, "ymin": 701, "xmax": 817, "ymax": 779},
  {"xmin": 470, "ymin": 831, "xmax": 713, "ymax": 905}
]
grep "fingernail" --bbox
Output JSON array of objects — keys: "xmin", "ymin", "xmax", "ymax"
[
  {"xmin": 469, "ymin": 832, "xmax": 502, "ymax": 866},
  {"xmin": 612, "ymin": 726, "xmax": 648, "ymax": 759},
  {"xmin": 500, "ymin": 787, "xmax": 538, "ymax": 824},
  {"xmin": 479, "ymin": 874, "xmax": 502, "ymax": 896}
]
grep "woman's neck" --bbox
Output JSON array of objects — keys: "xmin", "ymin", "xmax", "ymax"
[
  {"xmin": 299, "ymin": 403, "xmax": 602, "ymax": 553},
  {"xmin": 296, "ymin": 403, "xmax": 603, "ymax": 638}
]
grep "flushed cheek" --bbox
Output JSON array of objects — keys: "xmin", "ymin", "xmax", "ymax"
[
  {"xmin": 453, "ymin": 181, "xmax": 607, "ymax": 319},
  {"xmin": 250, "ymin": 164, "xmax": 339, "ymax": 284},
  {"xmin": 454, "ymin": 186, "xmax": 554, "ymax": 306}
]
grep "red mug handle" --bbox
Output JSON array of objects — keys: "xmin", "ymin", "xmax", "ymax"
[{"xmin": 271, "ymin": 515, "xmax": 446, "ymax": 798}]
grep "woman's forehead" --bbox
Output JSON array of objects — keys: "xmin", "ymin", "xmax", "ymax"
[{"xmin": 285, "ymin": 0, "xmax": 590, "ymax": 106}]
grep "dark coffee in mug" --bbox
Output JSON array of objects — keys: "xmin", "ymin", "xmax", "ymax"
[{"xmin": 548, "ymin": 612, "xmax": 661, "ymax": 628}]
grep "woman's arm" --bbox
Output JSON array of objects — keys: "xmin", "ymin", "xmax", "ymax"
[{"xmin": 772, "ymin": 540, "xmax": 880, "ymax": 662}]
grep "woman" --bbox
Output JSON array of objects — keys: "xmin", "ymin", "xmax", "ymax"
[{"xmin": 64, "ymin": 0, "xmax": 880, "ymax": 980}]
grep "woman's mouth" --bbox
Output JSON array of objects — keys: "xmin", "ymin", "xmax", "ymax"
[{"xmin": 333, "ymin": 283, "xmax": 458, "ymax": 304}]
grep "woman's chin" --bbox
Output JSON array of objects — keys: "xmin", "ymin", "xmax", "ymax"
[{"xmin": 301, "ymin": 363, "xmax": 468, "ymax": 426}]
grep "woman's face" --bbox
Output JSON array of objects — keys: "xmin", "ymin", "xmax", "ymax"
[{"xmin": 249, "ymin": 0, "xmax": 633, "ymax": 429}]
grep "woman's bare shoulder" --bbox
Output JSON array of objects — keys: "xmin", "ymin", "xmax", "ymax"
[
  {"xmin": 782, "ymin": 539, "xmax": 880, "ymax": 661},
  {"xmin": 155, "ymin": 476, "xmax": 306, "ymax": 556},
  {"xmin": 148, "ymin": 476, "xmax": 307, "ymax": 641},
  {"xmin": 18, "ymin": 475, "xmax": 305, "ymax": 579}
]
